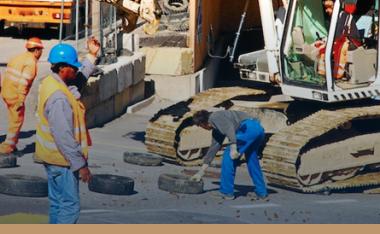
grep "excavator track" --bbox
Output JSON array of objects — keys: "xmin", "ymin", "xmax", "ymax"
[
  {"xmin": 262, "ymin": 105, "xmax": 380, "ymax": 193},
  {"xmin": 145, "ymin": 87, "xmax": 265, "ymax": 166}
]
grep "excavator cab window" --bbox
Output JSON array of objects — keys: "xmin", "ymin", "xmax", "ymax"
[
  {"xmin": 282, "ymin": 0, "xmax": 330, "ymax": 89},
  {"xmin": 331, "ymin": 0, "xmax": 378, "ymax": 88}
]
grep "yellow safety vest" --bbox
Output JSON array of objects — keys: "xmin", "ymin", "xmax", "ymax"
[
  {"xmin": 35, "ymin": 75, "xmax": 91, "ymax": 167},
  {"xmin": 1, "ymin": 52, "xmax": 37, "ymax": 101}
]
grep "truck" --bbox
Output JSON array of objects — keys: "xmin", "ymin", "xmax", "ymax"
[
  {"xmin": 145, "ymin": 0, "xmax": 380, "ymax": 194},
  {"xmin": 0, "ymin": 0, "xmax": 84, "ymax": 36}
]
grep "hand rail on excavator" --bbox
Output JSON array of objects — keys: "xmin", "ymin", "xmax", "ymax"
[{"xmin": 207, "ymin": 0, "xmax": 250, "ymax": 62}]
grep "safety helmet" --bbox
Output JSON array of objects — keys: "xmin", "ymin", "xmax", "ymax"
[
  {"xmin": 48, "ymin": 43, "xmax": 82, "ymax": 68},
  {"xmin": 25, "ymin": 37, "xmax": 44, "ymax": 49}
]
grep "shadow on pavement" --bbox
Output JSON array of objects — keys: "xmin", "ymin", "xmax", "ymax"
[
  {"xmin": 18, "ymin": 143, "xmax": 35, "ymax": 156},
  {"xmin": 0, "ymin": 130, "xmax": 36, "ymax": 142},
  {"xmin": 123, "ymin": 131, "xmax": 146, "ymax": 143},
  {"xmin": 211, "ymin": 181, "xmax": 277, "ymax": 198}
]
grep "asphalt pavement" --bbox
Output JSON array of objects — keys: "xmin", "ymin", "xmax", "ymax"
[
  {"xmin": 0, "ymin": 30, "xmax": 380, "ymax": 224},
  {"xmin": 1, "ymin": 109, "xmax": 380, "ymax": 224}
]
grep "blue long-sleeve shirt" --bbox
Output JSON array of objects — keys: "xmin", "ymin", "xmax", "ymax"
[{"xmin": 44, "ymin": 58, "xmax": 95, "ymax": 171}]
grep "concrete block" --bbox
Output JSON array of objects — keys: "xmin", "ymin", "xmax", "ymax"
[
  {"xmin": 81, "ymin": 77, "xmax": 101, "ymax": 110},
  {"xmin": 86, "ymin": 97, "xmax": 115, "ymax": 128},
  {"xmin": 141, "ymin": 47, "xmax": 193, "ymax": 76},
  {"xmin": 83, "ymin": 77, "xmax": 100, "ymax": 96},
  {"xmin": 117, "ymin": 63, "xmax": 133, "ymax": 93},
  {"xmin": 130, "ymin": 80, "xmax": 145, "ymax": 104},
  {"xmin": 99, "ymin": 69, "xmax": 118, "ymax": 102},
  {"xmin": 81, "ymin": 94, "xmax": 98, "ymax": 110},
  {"xmin": 148, "ymin": 74, "xmax": 199, "ymax": 101},
  {"xmin": 114, "ymin": 87, "xmax": 132, "ymax": 117},
  {"xmin": 85, "ymin": 108, "xmax": 96, "ymax": 129},
  {"xmin": 133, "ymin": 55, "xmax": 146, "ymax": 85}
]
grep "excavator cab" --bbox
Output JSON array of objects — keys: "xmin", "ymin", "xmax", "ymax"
[{"xmin": 280, "ymin": 0, "xmax": 380, "ymax": 102}]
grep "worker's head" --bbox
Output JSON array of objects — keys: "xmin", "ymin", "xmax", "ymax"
[
  {"xmin": 323, "ymin": 0, "xmax": 334, "ymax": 16},
  {"xmin": 26, "ymin": 37, "xmax": 44, "ymax": 60},
  {"xmin": 48, "ymin": 43, "xmax": 82, "ymax": 82},
  {"xmin": 193, "ymin": 110, "xmax": 213, "ymax": 130}
]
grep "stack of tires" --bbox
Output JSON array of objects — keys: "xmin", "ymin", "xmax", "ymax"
[{"xmin": 160, "ymin": 0, "xmax": 189, "ymax": 32}]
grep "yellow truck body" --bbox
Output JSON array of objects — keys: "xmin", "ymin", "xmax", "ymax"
[{"xmin": 0, "ymin": 0, "xmax": 74, "ymax": 25}]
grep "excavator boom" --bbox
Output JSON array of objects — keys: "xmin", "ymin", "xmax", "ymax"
[{"xmin": 98, "ymin": 0, "xmax": 162, "ymax": 34}]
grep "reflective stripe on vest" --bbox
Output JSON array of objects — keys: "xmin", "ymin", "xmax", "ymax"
[
  {"xmin": 35, "ymin": 75, "xmax": 91, "ymax": 167},
  {"xmin": 5, "ymin": 66, "xmax": 34, "ymax": 86}
]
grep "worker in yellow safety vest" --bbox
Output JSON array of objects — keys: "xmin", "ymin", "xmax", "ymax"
[
  {"xmin": 0, "ymin": 37, "xmax": 44, "ymax": 154},
  {"xmin": 35, "ymin": 39, "xmax": 100, "ymax": 224}
]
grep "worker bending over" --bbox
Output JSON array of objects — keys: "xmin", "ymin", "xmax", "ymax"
[
  {"xmin": 0, "ymin": 37, "xmax": 44, "ymax": 154},
  {"xmin": 34, "ymin": 39, "xmax": 100, "ymax": 224},
  {"xmin": 191, "ymin": 110, "xmax": 268, "ymax": 201}
]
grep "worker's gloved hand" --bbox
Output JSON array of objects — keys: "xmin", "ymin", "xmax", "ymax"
[
  {"xmin": 79, "ymin": 166, "xmax": 92, "ymax": 183},
  {"xmin": 190, "ymin": 164, "xmax": 209, "ymax": 182},
  {"xmin": 230, "ymin": 143, "xmax": 241, "ymax": 160}
]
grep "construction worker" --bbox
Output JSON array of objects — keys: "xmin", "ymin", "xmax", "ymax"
[
  {"xmin": 34, "ymin": 39, "xmax": 100, "ymax": 224},
  {"xmin": 0, "ymin": 37, "xmax": 44, "ymax": 154},
  {"xmin": 191, "ymin": 110, "xmax": 268, "ymax": 201}
]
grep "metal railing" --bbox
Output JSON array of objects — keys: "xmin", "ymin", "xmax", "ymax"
[{"xmin": 58, "ymin": 0, "xmax": 121, "ymax": 64}]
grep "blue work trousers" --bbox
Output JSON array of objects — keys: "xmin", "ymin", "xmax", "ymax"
[
  {"xmin": 220, "ymin": 119, "xmax": 268, "ymax": 197},
  {"xmin": 44, "ymin": 165, "xmax": 80, "ymax": 224}
]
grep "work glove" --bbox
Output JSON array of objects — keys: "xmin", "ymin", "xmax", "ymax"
[
  {"xmin": 190, "ymin": 164, "xmax": 209, "ymax": 182},
  {"xmin": 230, "ymin": 143, "xmax": 241, "ymax": 160}
]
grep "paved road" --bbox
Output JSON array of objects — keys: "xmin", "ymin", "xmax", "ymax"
[
  {"xmin": 1, "ymin": 110, "xmax": 380, "ymax": 224},
  {"xmin": 1, "ymin": 32, "xmax": 380, "ymax": 224}
]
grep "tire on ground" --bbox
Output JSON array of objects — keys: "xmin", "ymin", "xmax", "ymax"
[
  {"xmin": 163, "ymin": 0, "xmax": 189, "ymax": 13},
  {"xmin": 0, "ymin": 175, "xmax": 48, "ymax": 197},
  {"xmin": 0, "ymin": 154, "xmax": 17, "ymax": 168},
  {"xmin": 88, "ymin": 174, "xmax": 134, "ymax": 195},
  {"xmin": 123, "ymin": 151, "xmax": 163, "ymax": 166},
  {"xmin": 158, "ymin": 174, "xmax": 204, "ymax": 194}
]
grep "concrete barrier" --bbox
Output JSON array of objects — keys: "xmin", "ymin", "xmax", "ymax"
[
  {"xmin": 82, "ymin": 52, "xmax": 146, "ymax": 128},
  {"xmin": 141, "ymin": 47, "xmax": 193, "ymax": 76},
  {"xmin": 21, "ymin": 52, "xmax": 146, "ymax": 128}
]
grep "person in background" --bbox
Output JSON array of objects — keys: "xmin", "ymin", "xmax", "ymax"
[{"xmin": 0, "ymin": 37, "xmax": 44, "ymax": 154}]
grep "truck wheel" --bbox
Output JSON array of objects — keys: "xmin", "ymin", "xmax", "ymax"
[
  {"xmin": 158, "ymin": 174, "xmax": 204, "ymax": 194},
  {"xmin": 88, "ymin": 174, "xmax": 134, "ymax": 195},
  {"xmin": 0, "ymin": 175, "xmax": 48, "ymax": 197},
  {"xmin": 123, "ymin": 151, "xmax": 163, "ymax": 166},
  {"xmin": 0, "ymin": 154, "xmax": 17, "ymax": 168},
  {"xmin": 163, "ymin": 0, "xmax": 189, "ymax": 14}
]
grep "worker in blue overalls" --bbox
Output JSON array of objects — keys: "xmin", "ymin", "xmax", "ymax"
[{"xmin": 191, "ymin": 110, "xmax": 268, "ymax": 201}]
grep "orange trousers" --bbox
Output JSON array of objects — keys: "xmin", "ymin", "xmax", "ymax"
[{"xmin": 1, "ymin": 97, "xmax": 25, "ymax": 151}]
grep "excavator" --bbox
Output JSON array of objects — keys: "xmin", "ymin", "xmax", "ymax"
[
  {"xmin": 145, "ymin": 0, "xmax": 380, "ymax": 193},
  {"xmin": 99, "ymin": 0, "xmax": 162, "ymax": 34}
]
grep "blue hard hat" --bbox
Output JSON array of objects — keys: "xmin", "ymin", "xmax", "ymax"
[{"xmin": 48, "ymin": 43, "xmax": 82, "ymax": 68}]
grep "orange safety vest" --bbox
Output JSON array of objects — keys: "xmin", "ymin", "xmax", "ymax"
[
  {"xmin": 35, "ymin": 75, "xmax": 91, "ymax": 167},
  {"xmin": 1, "ymin": 52, "xmax": 37, "ymax": 101},
  {"xmin": 333, "ymin": 13, "xmax": 361, "ymax": 79},
  {"xmin": 314, "ymin": 40, "xmax": 326, "ymax": 76}
]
